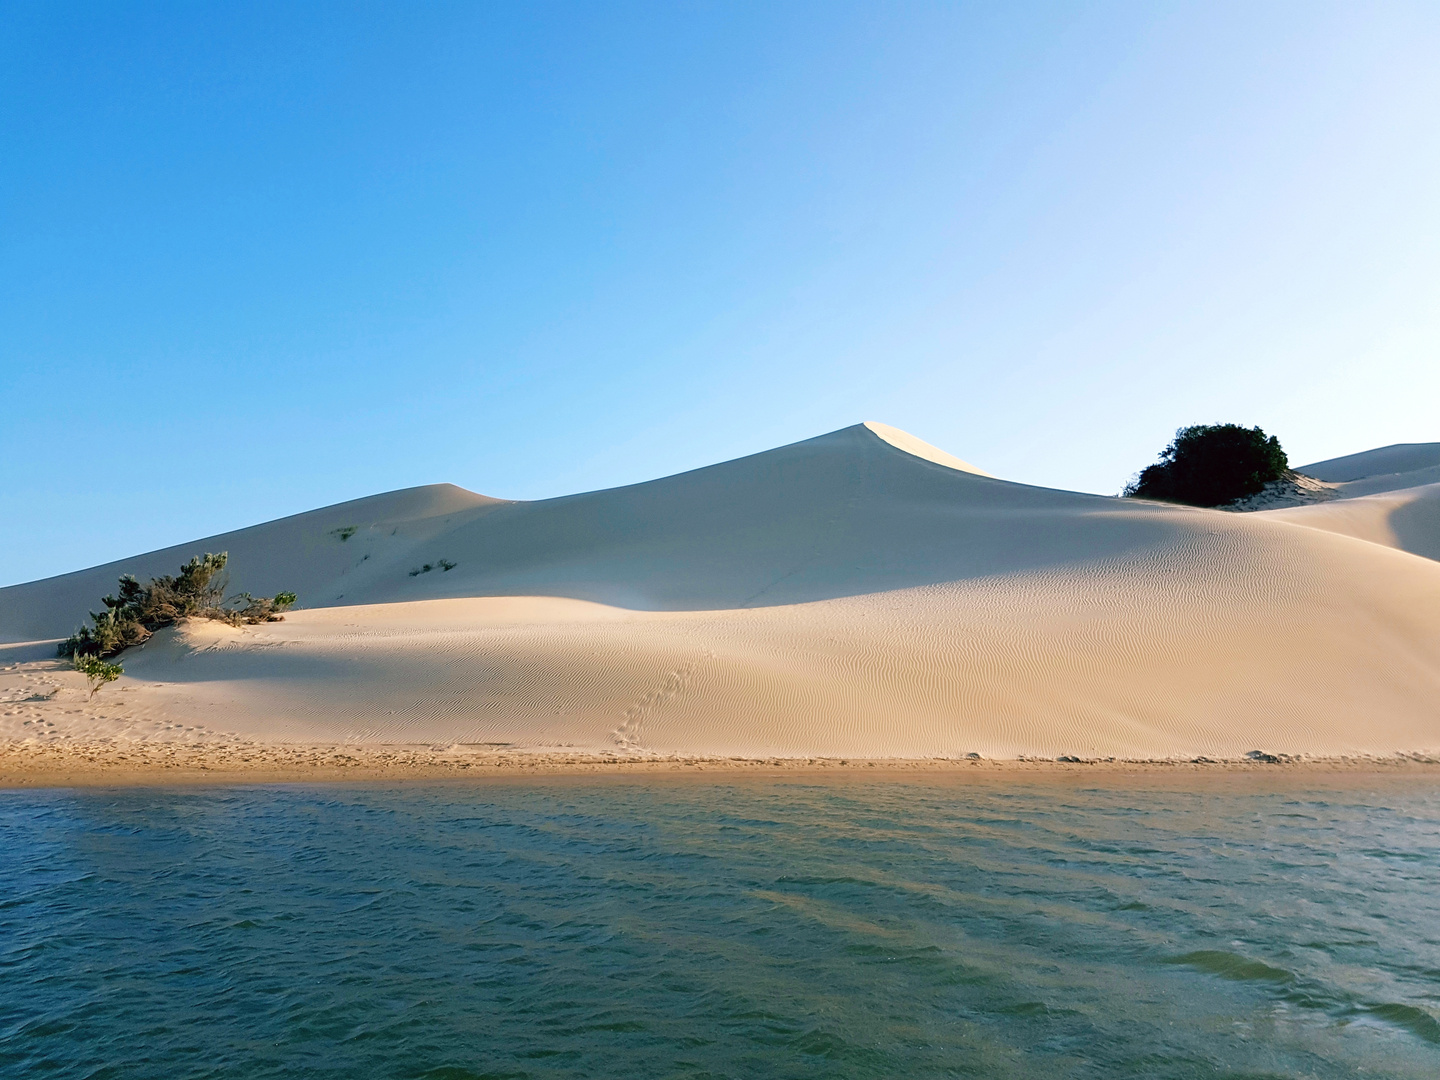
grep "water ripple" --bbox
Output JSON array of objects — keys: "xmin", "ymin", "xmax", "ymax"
[{"xmin": 1, "ymin": 776, "xmax": 1438, "ymax": 1078}]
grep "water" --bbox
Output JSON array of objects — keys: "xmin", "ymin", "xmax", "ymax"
[{"xmin": 2, "ymin": 773, "xmax": 1438, "ymax": 1078}]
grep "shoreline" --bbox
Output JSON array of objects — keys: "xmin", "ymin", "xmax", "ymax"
[{"xmin": 3, "ymin": 740, "xmax": 1439, "ymax": 789}]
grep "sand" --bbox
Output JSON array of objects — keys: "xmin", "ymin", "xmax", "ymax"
[
  {"xmin": 1243, "ymin": 442, "xmax": 1440, "ymax": 561},
  {"xmin": 3, "ymin": 422, "xmax": 1438, "ymax": 783}
]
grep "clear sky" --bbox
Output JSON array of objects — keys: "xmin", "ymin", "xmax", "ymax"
[{"xmin": 3, "ymin": 1, "xmax": 1438, "ymax": 586}]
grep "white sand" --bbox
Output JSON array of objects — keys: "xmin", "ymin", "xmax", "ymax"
[
  {"xmin": 3, "ymin": 423, "xmax": 1438, "ymax": 763},
  {"xmin": 1250, "ymin": 444, "xmax": 1440, "ymax": 562}
]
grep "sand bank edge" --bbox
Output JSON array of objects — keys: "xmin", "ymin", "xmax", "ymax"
[{"xmin": 3, "ymin": 741, "xmax": 1439, "ymax": 789}]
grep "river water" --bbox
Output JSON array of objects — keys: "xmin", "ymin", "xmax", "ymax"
[{"xmin": 2, "ymin": 772, "xmax": 1438, "ymax": 1078}]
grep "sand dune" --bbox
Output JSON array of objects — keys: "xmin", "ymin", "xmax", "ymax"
[
  {"xmin": 1259, "ymin": 483, "xmax": 1440, "ymax": 562},
  {"xmin": 3, "ymin": 423, "xmax": 1438, "ymax": 760},
  {"xmin": 1298, "ymin": 442, "xmax": 1440, "ymax": 489},
  {"xmin": 0, "ymin": 482, "xmax": 500, "ymax": 644},
  {"xmin": 1247, "ymin": 443, "xmax": 1440, "ymax": 562}
]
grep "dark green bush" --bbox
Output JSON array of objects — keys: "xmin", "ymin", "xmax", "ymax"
[
  {"xmin": 1124, "ymin": 424, "xmax": 1288, "ymax": 507},
  {"xmin": 59, "ymin": 553, "xmax": 297, "ymax": 659}
]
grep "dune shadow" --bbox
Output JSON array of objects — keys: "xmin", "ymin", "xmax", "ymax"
[{"xmin": 1388, "ymin": 487, "xmax": 1440, "ymax": 563}]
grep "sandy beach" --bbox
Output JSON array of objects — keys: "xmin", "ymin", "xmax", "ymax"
[
  {"xmin": 4, "ymin": 423, "xmax": 1438, "ymax": 784},
  {"xmin": 4, "ymin": 737, "xmax": 1438, "ymax": 790}
]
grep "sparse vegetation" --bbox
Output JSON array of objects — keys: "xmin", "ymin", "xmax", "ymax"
[
  {"xmin": 409, "ymin": 559, "xmax": 457, "ymax": 577},
  {"xmin": 58, "ymin": 553, "xmax": 297, "ymax": 659},
  {"xmin": 1124, "ymin": 424, "xmax": 1289, "ymax": 508},
  {"xmin": 330, "ymin": 526, "xmax": 358, "ymax": 542},
  {"xmin": 74, "ymin": 654, "xmax": 123, "ymax": 699}
]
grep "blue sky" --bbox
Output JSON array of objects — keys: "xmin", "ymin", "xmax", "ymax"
[{"xmin": 3, "ymin": 1, "xmax": 1438, "ymax": 586}]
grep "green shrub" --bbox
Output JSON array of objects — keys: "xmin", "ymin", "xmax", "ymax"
[
  {"xmin": 58, "ymin": 553, "xmax": 298, "ymax": 659},
  {"xmin": 74, "ymin": 654, "xmax": 123, "ymax": 699},
  {"xmin": 1124, "ymin": 424, "xmax": 1288, "ymax": 507}
]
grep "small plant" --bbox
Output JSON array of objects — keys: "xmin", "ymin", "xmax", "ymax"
[
  {"xmin": 330, "ymin": 526, "xmax": 358, "ymax": 542},
  {"xmin": 224, "ymin": 590, "xmax": 300, "ymax": 623},
  {"xmin": 1123, "ymin": 424, "xmax": 1288, "ymax": 508},
  {"xmin": 59, "ymin": 553, "xmax": 298, "ymax": 659},
  {"xmin": 438, "ymin": 559, "xmax": 456, "ymax": 571},
  {"xmin": 74, "ymin": 654, "xmax": 123, "ymax": 700},
  {"xmin": 409, "ymin": 559, "xmax": 456, "ymax": 577}
]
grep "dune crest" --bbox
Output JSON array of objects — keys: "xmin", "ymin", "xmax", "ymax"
[
  {"xmin": 3, "ymin": 425, "xmax": 1438, "ymax": 760},
  {"xmin": 862, "ymin": 421, "xmax": 992, "ymax": 476}
]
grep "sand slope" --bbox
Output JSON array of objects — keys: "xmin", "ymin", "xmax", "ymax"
[
  {"xmin": 1244, "ymin": 440, "xmax": 1440, "ymax": 561},
  {"xmin": 1247, "ymin": 444, "xmax": 1440, "ymax": 562},
  {"xmin": 1259, "ymin": 483, "xmax": 1440, "ymax": 562},
  {"xmin": 3, "ymin": 424, "xmax": 1438, "ymax": 759},
  {"xmin": 0, "ymin": 483, "xmax": 502, "ymax": 644},
  {"xmin": 1299, "ymin": 442, "xmax": 1440, "ymax": 488}
]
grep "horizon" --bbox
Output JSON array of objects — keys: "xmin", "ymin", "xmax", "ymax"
[{"xmin": 4, "ymin": 2, "xmax": 1439, "ymax": 586}]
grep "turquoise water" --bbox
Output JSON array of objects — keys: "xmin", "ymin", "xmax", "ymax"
[{"xmin": 2, "ymin": 774, "xmax": 1439, "ymax": 1078}]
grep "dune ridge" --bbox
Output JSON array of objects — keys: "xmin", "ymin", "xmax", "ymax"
[{"xmin": 3, "ymin": 424, "xmax": 1438, "ymax": 763}]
